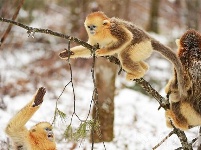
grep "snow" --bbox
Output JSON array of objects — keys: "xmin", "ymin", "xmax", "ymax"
[{"xmin": 1, "ymin": 62, "xmax": 200, "ymax": 150}]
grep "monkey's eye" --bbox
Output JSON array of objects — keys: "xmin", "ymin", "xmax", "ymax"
[
  {"xmin": 103, "ymin": 22, "xmax": 107, "ymax": 25},
  {"xmin": 87, "ymin": 25, "xmax": 96, "ymax": 29},
  {"xmin": 44, "ymin": 127, "xmax": 52, "ymax": 131}
]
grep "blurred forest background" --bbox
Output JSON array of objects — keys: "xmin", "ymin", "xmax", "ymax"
[
  {"xmin": 0, "ymin": 0, "xmax": 200, "ymax": 97},
  {"xmin": 0, "ymin": 0, "xmax": 201, "ymax": 149}
]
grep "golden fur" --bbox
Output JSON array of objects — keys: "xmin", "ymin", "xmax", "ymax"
[
  {"xmin": 5, "ymin": 87, "xmax": 56, "ymax": 150},
  {"xmin": 165, "ymin": 29, "xmax": 201, "ymax": 130},
  {"xmin": 59, "ymin": 11, "xmax": 151, "ymax": 80}
]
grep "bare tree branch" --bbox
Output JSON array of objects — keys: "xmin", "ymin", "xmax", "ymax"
[
  {"xmin": 196, "ymin": 127, "xmax": 201, "ymax": 150},
  {"xmin": 0, "ymin": 17, "xmax": 94, "ymax": 52}
]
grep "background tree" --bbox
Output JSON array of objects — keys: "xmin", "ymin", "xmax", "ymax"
[
  {"xmin": 147, "ymin": 0, "xmax": 161, "ymax": 33},
  {"xmin": 90, "ymin": 0, "xmax": 131, "ymax": 143},
  {"xmin": 182, "ymin": 0, "xmax": 200, "ymax": 30}
]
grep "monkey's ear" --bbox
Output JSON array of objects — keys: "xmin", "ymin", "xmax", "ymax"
[
  {"xmin": 103, "ymin": 20, "xmax": 110, "ymax": 25},
  {"xmin": 31, "ymin": 129, "xmax": 36, "ymax": 132},
  {"xmin": 175, "ymin": 39, "xmax": 180, "ymax": 47}
]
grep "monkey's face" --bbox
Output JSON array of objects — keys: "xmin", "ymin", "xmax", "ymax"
[
  {"xmin": 30, "ymin": 122, "xmax": 55, "ymax": 142},
  {"xmin": 84, "ymin": 12, "xmax": 110, "ymax": 37}
]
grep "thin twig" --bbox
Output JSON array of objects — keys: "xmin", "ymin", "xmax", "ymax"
[
  {"xmin": 90, "ymin": 47, "xmax": 96, "ymax": 150},
  {"xmin": 153, "ymin": 130, "xmax": 174, "ymax": 150},
  {"xmin": 66, "ymin": 41, "xmax": 82, "ymax": 124},
  {"xmin": 51, "ymin": 81, "xmax": 71, "ymax": 125}
]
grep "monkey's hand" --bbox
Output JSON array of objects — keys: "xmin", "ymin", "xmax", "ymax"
[
  {"xmin": 96, "ymin": 48, "xmax": 110, "ymax": 56},
  {"xmin": 32, "ymin": 87, "xmax": 46, "ymax": 107},
  {"xmin": 59, "ymin": 50, "xmax": 74, "ymax": 59}
]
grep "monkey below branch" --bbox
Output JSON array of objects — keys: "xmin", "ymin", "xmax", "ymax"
[
  {"xmin": 165, "ymin": 29, "xmax": 201, "ymax": 130},
  {"xmin": 5, "ymin": 87, "xmax": 56, "ymax": 150},
  {"xmin": 59, "ymin": 11, "xmax": 187, "ymax": 99}
]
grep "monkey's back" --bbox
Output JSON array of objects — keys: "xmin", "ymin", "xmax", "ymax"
[
  {"xmin": 110, "ymin": 18, "xmax": 150, "ymax": 45},
  {"xmin": 179, "ymin": 29, "xmax": 201, "ymax": 113}
]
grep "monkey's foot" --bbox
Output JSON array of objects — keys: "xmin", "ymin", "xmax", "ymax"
[
  {"xmin": 59, "ymin": 50, "xmax": 74, "ymax": 59},
  {"xmin": 165, "ymin": 109, "xmax": 189, "ymax": 130},
  {"xmin": 96, "ymin": 49, "xmax": 108, "ymax": 56},
  {"xmin": 126, "ymin": 71, "xmax": 145, "ymax": 80},
  {"xmin": 33, "ymin": 87, "xmax": 46, "ymax": 107},
  {"xmin": 139, "ymin": 61, "xmax": 149, "ymax": 71}
]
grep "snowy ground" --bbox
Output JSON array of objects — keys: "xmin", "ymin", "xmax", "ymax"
[{"xmin": 0, "ymin": 76, "xmax": 200, "ymax": 150}]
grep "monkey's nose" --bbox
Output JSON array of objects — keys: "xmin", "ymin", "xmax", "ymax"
[{"xmin": 88, "ymin": 25, "xmax": 96, "ymax": 30}]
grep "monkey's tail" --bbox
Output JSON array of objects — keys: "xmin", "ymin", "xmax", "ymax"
[{"xmin": 151, "ymin": 39, "xmax": 187, "ymax": 99}]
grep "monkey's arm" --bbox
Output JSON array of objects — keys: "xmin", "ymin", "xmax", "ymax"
[
  {"xmin": 59, "ymin": 44, "xmax": 92, "ymax": 59},
  {"xmin": 151, "ymin": 39, "xmax": 187, "ymax": 99},
  {"xmin": 96, "ymin": 26, "xmax": 133, "ymax": 56},
  {"xmin": 5, "ymin": 87, "xmax": 46, "ymax": 140}
]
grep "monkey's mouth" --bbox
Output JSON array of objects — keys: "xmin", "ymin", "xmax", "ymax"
[
  {"xmin": 90, "ymin": 30, "xmax": 96, "ymax": 35},
  {"xmin": 47, "ymin": 133, "xmax": 54, "ymax": 141}
]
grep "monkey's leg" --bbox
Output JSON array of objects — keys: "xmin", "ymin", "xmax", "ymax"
[
  {"xmin": 139, "ymin": 61, "xmax": 149, "ymax": 70},
  {"xmin": 129, "ymin": 41, "xmax": 153, "ymax": 61},
  {"xmin": 165, "ymin": 77, "xmax": 181, "ymax": 103},
  {"xmin": 119, "ymin": 50, "xmax": 148, "ymax": 80},
  {"xmin": 59, "ymin": 45, "xmax": 92, "ymax": 59},
  {"xmin": 121, "ymin": 60, "xmax": 147, "ymax": 80},
  {"xmin": 165, "ymin": 109, "xmax": 189, "ymax": 130}
]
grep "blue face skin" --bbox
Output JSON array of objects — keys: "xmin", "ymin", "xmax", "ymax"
[
  {"xmin": 87, "ymin": 25, "xmax": 97, "ymax": 35},
  {"xmin": 44, "ymin": 127, "xmax": 54, "ymax": 142}
]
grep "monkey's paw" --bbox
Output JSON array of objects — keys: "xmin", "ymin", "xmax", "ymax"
[
  {"xmin": 165, "ymin": 109, "xmax": 189, "ymax": 130},
  {"xmin": 32, "ymin": 87, "xmax": 46, "ymax": 107},
  {"xmin": 165, "ymin": 110, "xmax": 174, "ymax": 128},
  {"xmin": 59, "ymin": 50, "xmax": 74, "ymax": 59},
  {"xmin": 96, "ymin": 49, "xmax": 108, "ymax": 56},
  {"xmin": 126, "ymin": 71, "xmax": 145, "ymax": 80}
]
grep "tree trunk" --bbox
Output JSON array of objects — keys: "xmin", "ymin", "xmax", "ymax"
[
  {"xmin": 90, "ymin": 0, "xmax": 130, "ymax": 143},
  {"xmin": 147, "ymin": 0, "xmax": 161, "ymax": 33},
  {"xmin": 91, "ymin": 58, "xmax": 117, "ymax": 142},
  {"xmin": 185, "ymin": 0, "xmax": 200, "ymax": 30}
]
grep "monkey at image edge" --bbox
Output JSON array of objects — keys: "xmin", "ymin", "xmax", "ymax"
[
  {"xmin": 165, "ymin": 29, "xmax": 201, "ymax": 130},
  {"xmin": 5, "ymin": 87, "xmax": 56, "ymax": 150}
]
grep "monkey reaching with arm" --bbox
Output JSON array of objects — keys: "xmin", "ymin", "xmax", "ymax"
[
  {"xmin": 5, "ymin": 87, "xmax": 56, "ymax": 150},
  {"xmin": 59, "ymin": 11, "xmax": 187, "ymax": 99},
  {"xmin": 165, "ymin": 29, "xmax": 201, "ymax": 130}
]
